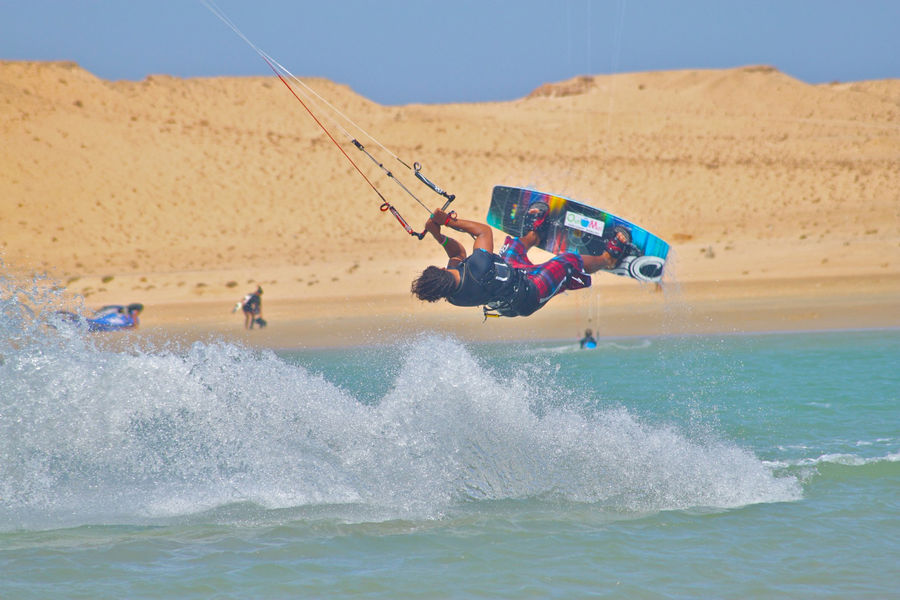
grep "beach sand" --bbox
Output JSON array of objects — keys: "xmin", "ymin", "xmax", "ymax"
[{"xmin": 2, "ymin": 61, "xmax": 898, "ymax": 347}]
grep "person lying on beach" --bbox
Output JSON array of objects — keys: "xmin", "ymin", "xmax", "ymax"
[
  {"xmin": 410, "ymin": 206, "xmax": 620, "ymax": 318},
  {"xmin": 56, "ymin": 303, "xmax": 143, "ymax": 332}
]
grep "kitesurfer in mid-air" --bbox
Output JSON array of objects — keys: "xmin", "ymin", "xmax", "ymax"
[{"xmin": 411, "ymin": 204, "xmax": 627, "ymax": 317}]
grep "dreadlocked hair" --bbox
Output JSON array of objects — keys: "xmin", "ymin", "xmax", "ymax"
[{"xmin": 411, "ymin": 266, "xmax": 457, "ymax": 302}]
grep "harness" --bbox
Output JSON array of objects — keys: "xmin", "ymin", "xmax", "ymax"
[
  {"xmin": 482, "ymin": 262, "xmax": 532, "ymax": 319},
  {"xmin": 448, "ymin": 251, "xmax": 532, "ymax": 318}
]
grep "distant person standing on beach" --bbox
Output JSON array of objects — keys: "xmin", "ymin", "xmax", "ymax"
[{"xmin": 241, "ymin": 286, "xmax": 263, "ymax": 329}]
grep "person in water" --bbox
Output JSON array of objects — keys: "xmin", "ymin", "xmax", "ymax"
[
  {"xmin": 241, "ymin": 286, "xmax": 263, "ymax": 329},
  {"xmin": 411, "ymin": 204, "xmax": 621, "ymax": 317},
  {"xmin": 579, "ymin": 328, "xmax": 597, "ymax": 349}
]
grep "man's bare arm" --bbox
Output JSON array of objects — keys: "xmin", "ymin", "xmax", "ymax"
[{"xmin": 432, "ymin": 209, "xmax": 494, "ymax": 253}]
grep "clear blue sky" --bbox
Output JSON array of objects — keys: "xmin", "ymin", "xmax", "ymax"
[{"xmin": 2, "ymin": 1, "xmax": 898, "ymax": 105}]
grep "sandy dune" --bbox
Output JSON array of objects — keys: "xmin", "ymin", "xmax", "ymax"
[{"xmin": 1, "ymin": 61, "xmax": 898, "ymax": 346}]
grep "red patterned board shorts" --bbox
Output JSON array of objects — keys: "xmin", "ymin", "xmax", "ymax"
[{"xmin": 499, "ymin": 236, "xmax": 591, "ymax": 304}]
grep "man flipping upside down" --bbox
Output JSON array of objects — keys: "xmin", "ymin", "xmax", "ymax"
[{"xmin": 410, "ymin": 203, "xmax": 631, "ymax": 317}]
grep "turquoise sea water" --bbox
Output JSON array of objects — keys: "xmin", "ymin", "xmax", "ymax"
[{"xmin": 1, "ymin": 288, "xmax": 898, "ymax": 598}]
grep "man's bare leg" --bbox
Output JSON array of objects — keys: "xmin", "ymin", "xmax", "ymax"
[{"xmin": 520, "ymin": 229, "xmax": 541, "ymax": 250}]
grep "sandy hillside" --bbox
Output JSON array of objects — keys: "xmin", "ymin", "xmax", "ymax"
[{"xmin": 1, "ymin": 61, "xmax": 898, "ymax": 344}]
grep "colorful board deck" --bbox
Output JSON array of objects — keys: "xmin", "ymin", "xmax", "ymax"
[{"xmin": 486, "ymin": 186, "xmax": 670, "ymax": 282}]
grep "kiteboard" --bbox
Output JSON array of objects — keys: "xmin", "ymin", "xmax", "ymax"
[{"xmin": 486, "ymin": 185, "xmax": 669, "ymax": 282}]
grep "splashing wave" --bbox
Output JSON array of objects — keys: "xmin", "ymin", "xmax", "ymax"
[{"xmin": 0, "ymin": 276, "xmax": 801, "ymax": 529}]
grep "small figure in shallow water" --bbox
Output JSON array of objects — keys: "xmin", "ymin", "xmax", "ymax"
[{"xmin": 579, "ymin": 328, "xmax": 597, "ymax": 349}]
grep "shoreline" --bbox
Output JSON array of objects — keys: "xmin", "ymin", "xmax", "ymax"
[{"xmin": 127, "ymin": 276, "xmax": 900, "ymax": 350}]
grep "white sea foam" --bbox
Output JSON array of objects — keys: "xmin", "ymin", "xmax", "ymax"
[
  {"xmin": 766, "ymin": 451, "xmax": 900, "ymax": 469},
  {"xmin": 0, "ymin": 276, "xmax": 802, "ymax": 530}
]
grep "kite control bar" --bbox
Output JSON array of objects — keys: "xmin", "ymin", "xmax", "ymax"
[
  {"xmin": 414, "ymin": 162, "xmax": 455, "ymax": 205},
  {"xmin": 351, "ymin": 139, "xmax": 456, "ymax": 240},
  {"xmin": 381, "ymin": 201, "xmax": 426, "ymax": 240},
  {"xmin": 412, "ymin": 162, "xmax": 456, "ymax": 238},
  {"xmin": 380, "ymin": 192, "xmax": 455, "ymax": 241}
]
